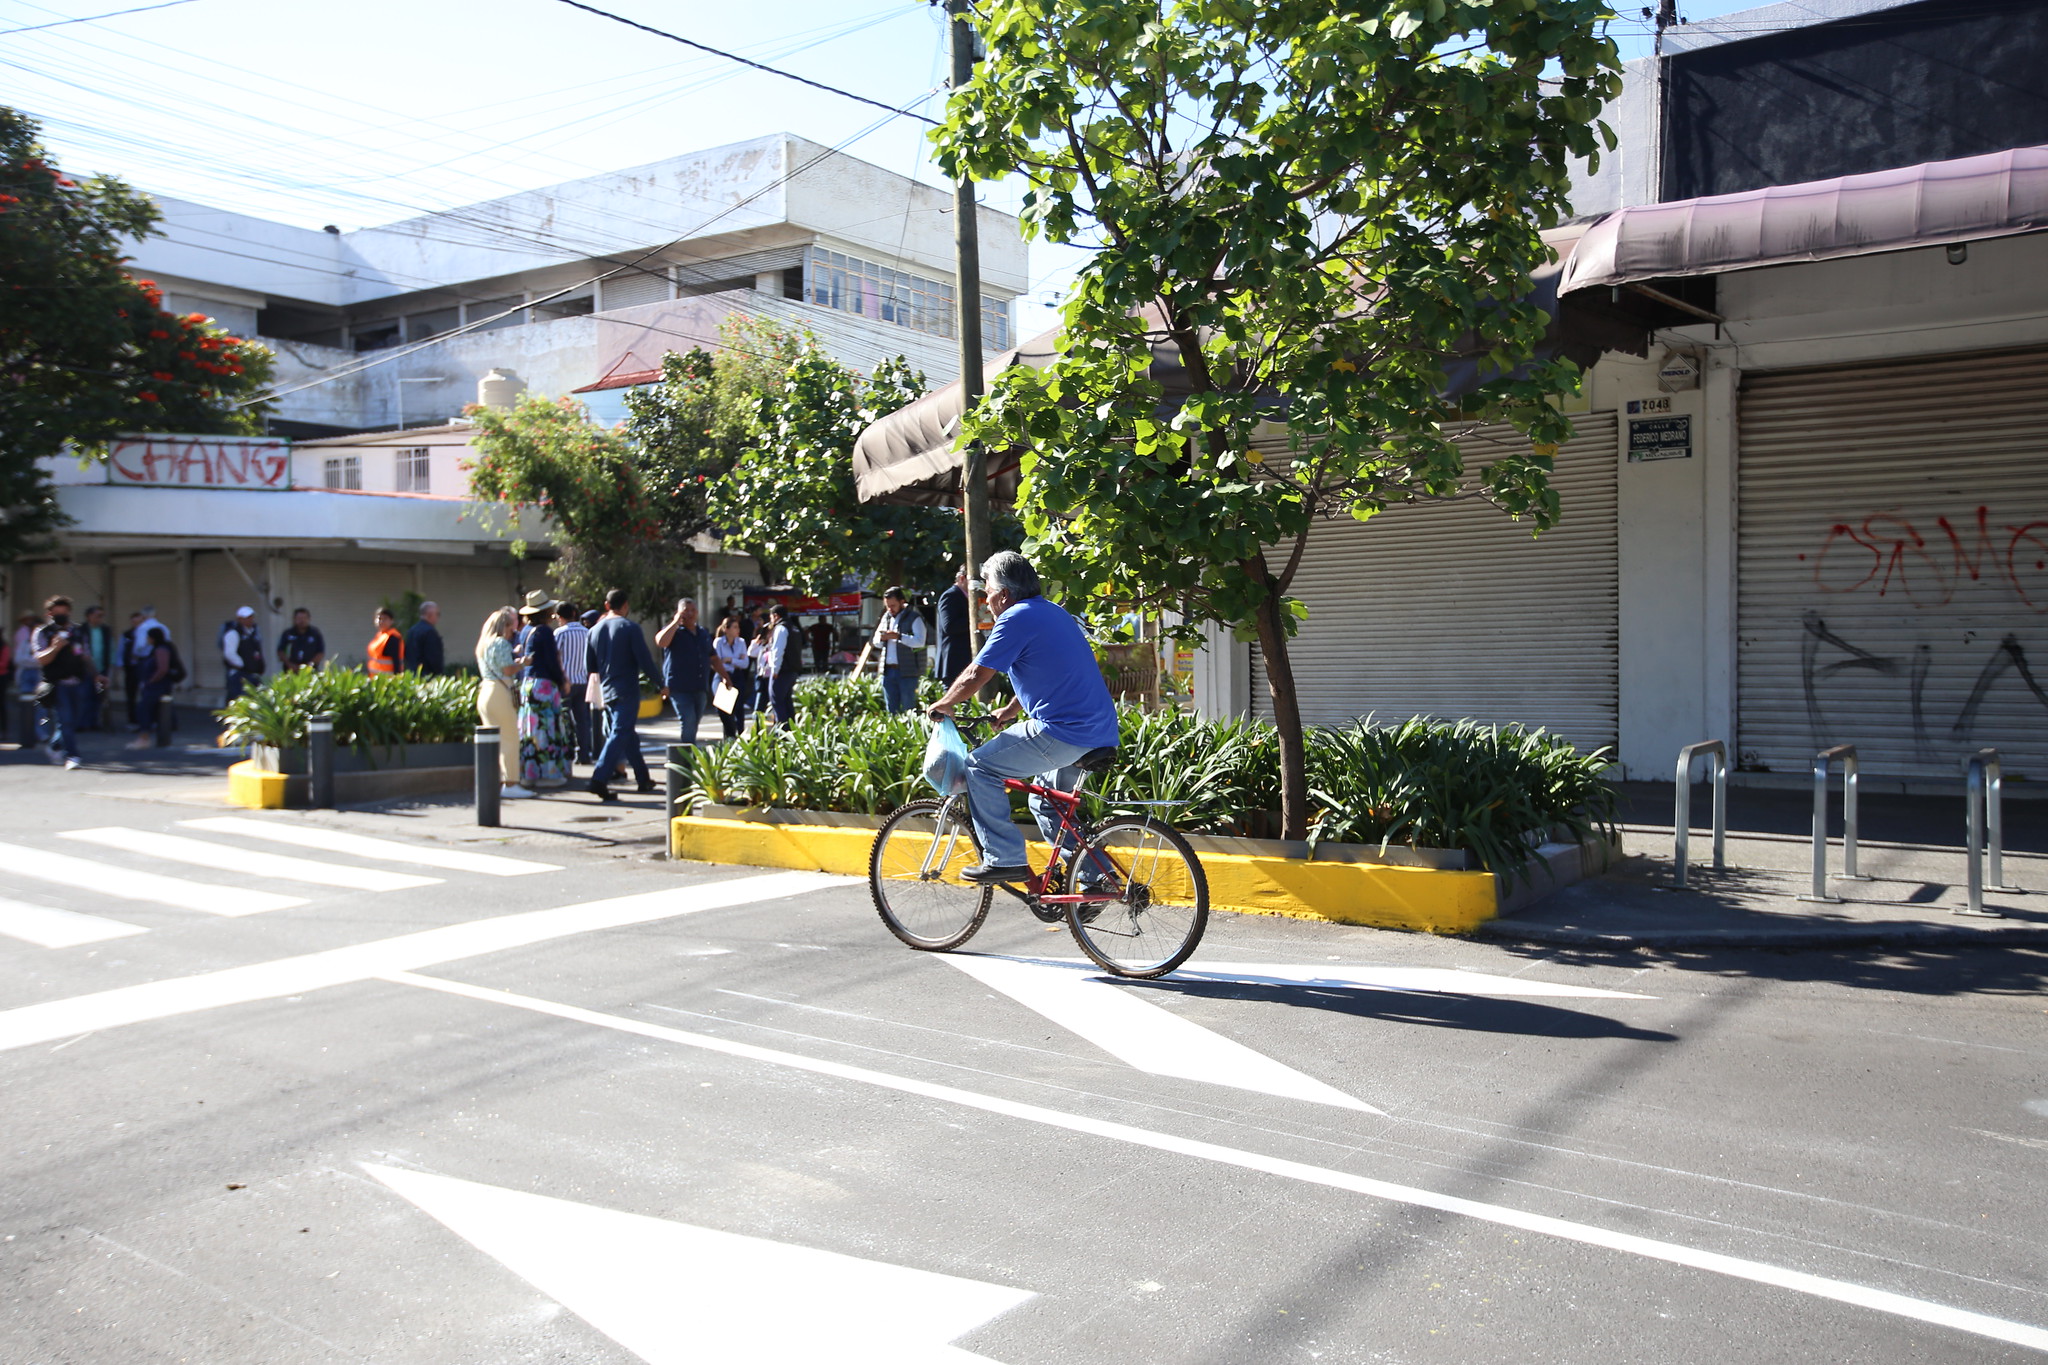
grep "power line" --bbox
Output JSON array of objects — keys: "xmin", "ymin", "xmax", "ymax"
[
  {"xmin": 551, "ymin": 0, "xmax": 941, "ymax": 126},
  {"xmin": 0, "ymin": 0, "xmax": 194, "ymax": 36}
]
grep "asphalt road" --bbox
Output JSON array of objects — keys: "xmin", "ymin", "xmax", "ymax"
[{"xmin": 3, "ymin": 764, "xmax": 2046, "ymax": 1363}]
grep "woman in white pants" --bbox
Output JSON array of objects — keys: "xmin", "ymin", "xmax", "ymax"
[{"xmin": 474, "ymin": 607, "xmax": 529, "ymax": 797}]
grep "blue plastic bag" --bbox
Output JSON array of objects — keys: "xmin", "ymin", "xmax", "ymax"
[{"xmin": 922, "ymin": 717, "xmax": 970, "ymax": 795}]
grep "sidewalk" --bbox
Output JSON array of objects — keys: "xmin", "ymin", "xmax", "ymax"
[{"xmin": 1480, "ymin": 781, "xmax": 2048, "ymax": 950}]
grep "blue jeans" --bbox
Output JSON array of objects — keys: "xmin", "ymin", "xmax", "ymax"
[
  {"xmin": 880, "ymin": 668, "xmax": 918, "ymax": 714},
  {"xmin": 40, "ymin": 680, "xmax": 91, "ymax": 758},
  {"xmin": 592, "ymin": 697, "xmax": 649, "ymax": 787},
  {"xmin": 963, "ymin": 719, "xmax": 1092, "ymax": 869},
  {"xmin": 670, "ymin": 689, "xmax": 707, "ymax": 744}
]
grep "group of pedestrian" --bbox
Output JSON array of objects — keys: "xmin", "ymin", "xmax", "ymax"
[
  {"xmin": 5, "ymin": 596, "xmax": 189, "ymax": 765},
  {"xmin": 472, "ymin": 589, "xmax": 661, "ymax": 804}
]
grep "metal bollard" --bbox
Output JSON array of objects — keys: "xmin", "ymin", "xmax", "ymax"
[
  {"xmin": 1962, "ymin": 749, "xmax": 2020, "ymax": 916},
  {"xmin": 155, "ymin": 694, "xmax": 176, "ymax": 747},
  {"xmin": 306, "ymin": 713, "xmax": 336, "ymax": 810},
  {"xmin": 665, "ymin": 744, "xmax": 689, "ymax": 819},
  {"xmin": 1670, "ymin": 739, "xmax": 1728, "ymax": 889},
  {"xmin": 1798, "ymin": 744, "xmax": 1866, "ymax": 903},
  {"xmin": 475, "ymin": 727, "xmax": 501, "ymax": 828}
]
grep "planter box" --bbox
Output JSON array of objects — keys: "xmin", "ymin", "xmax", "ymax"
[
  {"xmin": 668, "ymin": 814, "xmax": 1623, "ymax": 935},
  {"xmin": 251, "ymin": 741, "xmax": 472, "ymax": 774}
]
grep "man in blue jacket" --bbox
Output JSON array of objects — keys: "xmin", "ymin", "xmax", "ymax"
[
  {"xmin": 927, "ymin": 551, "xmax": 1119, "ymax": 884},
  {"xmin": 586, "ymin": 587, "xmax": 665, "ymax": 802}
]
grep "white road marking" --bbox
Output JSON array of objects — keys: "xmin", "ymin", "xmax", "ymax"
[
  {"xmin": 0, "ymin": 897, "xmax": 147, "ymax": 949},
  {"xmin": 0, "ymin": 872, "xmax": 843, "ymax": 1054},
  {"xmin": 389, "ymin": 972, "xmax": 2048, "ymax": 1357},
  {"xmin": 178, "ymin": 817, "xmax": 560, "ymax": 877},
  {"xmin": 363, "ymin": 1164, "xmax": 1032, "ymax": 1365},
  {"xmin": 0, "ymin": 841, "xmax": 306, "ymax": 918},
  {"xmin": 946, "ymin": 954, "xmax": 1382, "ymax": 1113},
  {"xmin": 1170, "ymin": 960, "xmax": 1656, "ymax": 1000},
  {"xmin": 60, "ymin": 828, "xmax": 441, "ymax": 893}
]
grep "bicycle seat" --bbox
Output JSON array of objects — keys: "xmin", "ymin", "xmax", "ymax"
[{"xmin": 1075, "ymin": 746, "xmax": 1118, "ymax": 773}]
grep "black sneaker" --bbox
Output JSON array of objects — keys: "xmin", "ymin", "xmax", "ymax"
[
  {"xmin": 587, "ymin": 780, "xmax": 618, "ymax": 803},
  {"xmin": 961, "ymin": 862, "xmax": 1031, "ymax": 884}
]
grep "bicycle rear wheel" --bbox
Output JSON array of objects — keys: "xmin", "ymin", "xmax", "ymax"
[
  {"xmin": 870, "ymin": 796, "xmax": 992, "ymax": 951},
  {"xmin": 1068, "ymin": 816, "xmax": 1208, "ymax": 978}
]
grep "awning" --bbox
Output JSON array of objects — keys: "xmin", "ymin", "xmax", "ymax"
[
  {"xmin": 852, "ymin": 242, "xmax": 1642, "ymax": 507},
  {"xmin": 1560, "ymin": 143, "xmax": 2048, "ymax": 294}
]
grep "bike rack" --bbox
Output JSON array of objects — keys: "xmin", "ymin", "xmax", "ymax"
[
  {"xmin": 1962, "ymin": 749, "xmax": 2023, "ymax": 916},
  {"xmin": 1670, "ymin": 740, "xmax": 1727, "ymax": 890},
  {"xmin": 1797, "ymin": 745, "xmax": 1869, "ymax": 903}
]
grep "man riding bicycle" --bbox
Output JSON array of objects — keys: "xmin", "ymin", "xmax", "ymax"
[{"xmin": 927, "ymin": 550, "xmax": 1120, "ymax": 885}]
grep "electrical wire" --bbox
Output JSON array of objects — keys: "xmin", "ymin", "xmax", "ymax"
[
  {"xmin": 0, "ymin": 0, "xmax": 194, "ymax": 36},
  {"xmin": 551, "ymin": 0, "xmax": 940, "ymax": 126}
]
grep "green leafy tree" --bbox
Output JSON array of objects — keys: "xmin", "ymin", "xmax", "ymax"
[
  {"xmin": 709, "ymin": 346, "xmax": 960, "ymax": 596},
  {"xmin": 0, "ymin": 106, "xmax": 274, "ymax": 561},
  {"xmin": 621, "ymin": 313, "xmax": 808, "ymax": 549},
  {"xmin": 934, "ymin": 0, "xmax": 1620, "ymax": 837},
  {"xmin": 464, "ymin": 392, "xmax": 663, "ymax": 608}
]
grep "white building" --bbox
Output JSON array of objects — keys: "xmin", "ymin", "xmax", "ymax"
[
  {"xmin": 129, "ymin": 132, "xmax": 1026, "ymax": 434},
  {"xmin": 5, "ymin": 135, "xmax": 1026, "ymax": 703}
]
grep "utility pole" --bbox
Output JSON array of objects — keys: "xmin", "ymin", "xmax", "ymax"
[{"xmin": 949, "ymin": 0, "xmax": 991, "ymax": 632}]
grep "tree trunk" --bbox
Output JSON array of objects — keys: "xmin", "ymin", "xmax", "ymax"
[{"xmin": 1248, "ymin": 565, "xmax": 1310, "ymax": 841}]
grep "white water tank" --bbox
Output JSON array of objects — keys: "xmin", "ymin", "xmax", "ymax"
[{"xmin": 477, "ymin": 368, "xmax": 526, "ymax": 409}]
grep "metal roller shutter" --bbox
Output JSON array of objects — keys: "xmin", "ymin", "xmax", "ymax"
[
  {"xmin": 418, "ymin": 563, "xmax": 522, "ymax": 669},
  {"xmin": 1736, "ymin": 347, "xmax": 2048, "ymax": 780},
  {"xmin": 286, "ymin": 561, "xmax": 417, "ymax": 672},
  {"xmin": 1250, "ymin": 413, "xmax": 1619, "ymax": 753},
  {"xmin": 189, "ymin": 551, "xmax": 251, "ymax": 692}
]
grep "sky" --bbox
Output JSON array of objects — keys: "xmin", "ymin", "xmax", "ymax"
[{"xmin": 1, "ymin": 0, "xmax": 1788, "ymax": 345}]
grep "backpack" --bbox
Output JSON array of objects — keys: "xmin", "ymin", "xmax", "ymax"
[{"xmin": 165, "ymin": 643, "xmax": 188, "ymax": 685}]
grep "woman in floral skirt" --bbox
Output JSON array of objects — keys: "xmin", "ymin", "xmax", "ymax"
[{"xmin": 514, "ymin": 591, "xmax": 571, "ymax": 790}]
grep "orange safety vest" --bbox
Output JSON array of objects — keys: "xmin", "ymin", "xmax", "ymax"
[{"xmin": 366, "ymin": 627, "xmax": 405, "ymax": 675}]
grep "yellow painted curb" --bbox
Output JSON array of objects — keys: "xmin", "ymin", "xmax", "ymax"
[
  {"xmin": 227, "ymin": 760, "xmax": 290, "ymax": 810},
  {"xmin": 670, "ymin": 816, "xmax": 1497, "ymax": 935}
]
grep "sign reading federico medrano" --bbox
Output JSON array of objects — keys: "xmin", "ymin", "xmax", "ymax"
[{"xmin": 107, "ymin": 436, "xmax": 292, "ymax": 490}]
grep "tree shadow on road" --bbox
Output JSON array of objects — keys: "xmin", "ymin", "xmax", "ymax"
[{"xmin": 1123, "ymin": 976, "xmax": 1677, "ymax": 1042}]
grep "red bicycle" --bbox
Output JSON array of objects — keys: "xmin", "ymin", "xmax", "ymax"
[{"xmin": 867, "ymin": 712, "xmax": 1210, "ymax": 978}]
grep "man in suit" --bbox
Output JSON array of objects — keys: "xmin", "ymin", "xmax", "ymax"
[
  {"xmin": 585, "ymin": 587, "xmax": 665, "ymax": 802},
  {"xmin": 932, "ymin": 564, "xmax": 973, "ymax": 687}
]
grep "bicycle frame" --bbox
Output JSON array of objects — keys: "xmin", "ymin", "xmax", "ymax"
[{"xmin": 940, "ymin": 713, "xmax": 1130, "ymax": 908}]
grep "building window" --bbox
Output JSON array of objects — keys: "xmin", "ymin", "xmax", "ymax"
[
  {"xmin": 351, "ymin": 320, "xmax": 400, "ymax": 352},
  {"xmin": 600, "ymin": 271, "xmax": 672, "ymax": 312},
  {"xmin": 323, "ymin": 456, "xmax": 361, "ymax": 490},
  {"xmin": 405, "ymin": 307, "xmax": 459, "ymax": 342},
  {"xmin": 532, "ymin": 294, "xmax": 595, "ymax": 322},
  {"xmin": 801, "ymin": 247, "xmax": 1011, "ymax": 350},
  {"xmin": 467, "ymin": 296, "xmax": 526, "ymax": 331},
  {"xmin": 395, "ymin": 447, "xmax": 431, "ymax": 493}
]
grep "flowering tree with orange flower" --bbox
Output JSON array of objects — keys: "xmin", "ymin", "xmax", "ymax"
[{"xmin": 0, "ymin": 107, "xmax": 274, "ymax": 561}]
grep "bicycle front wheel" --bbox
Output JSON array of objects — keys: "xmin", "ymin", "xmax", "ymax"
[
  {"xmin": 870, "ymin": 796, "xmax": 992, "ymax": 951},
  {"xmin": 1068, "ymin": 816, "xmax": 1209, "ymax": 978}
]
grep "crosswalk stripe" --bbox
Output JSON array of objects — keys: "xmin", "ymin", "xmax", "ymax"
[
  {"xmin": 177, "ymin": 817, "xmax": 559, "ymax": 877},
  {"xmin": 0, "ymin": 842, "xmax": 306, "ymax": 918},
  {"xmin": 60, "ymin": 828, "xmax": 440, "ymax": 893},
  {"xmin": 0, "ymin": 871, "xmax": 844, "ymax": 1052},
  {"xmin": 0, "ymin": 897, "xmax": 147, "ymax": 948}
]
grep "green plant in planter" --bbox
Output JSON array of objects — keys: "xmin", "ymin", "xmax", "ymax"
[
  {"xmin": 217, "ymin": 668, "xmax": 477, "ymax": 753},
  {"xmin": 1305, "ymin": 717, "xmax": 1615, "ymax": 886}
]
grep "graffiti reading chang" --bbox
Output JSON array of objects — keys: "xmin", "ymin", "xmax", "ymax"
[
  {"xmin": 107, "ymin": 437, "xmax": 291, "ymax": 490},
  {"xmin": 1800, "ymin": 506, "xmax": 2048, "ymax": 612}
]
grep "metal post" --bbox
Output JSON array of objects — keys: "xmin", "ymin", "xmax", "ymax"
[
  {"xmin": 665, "ymin": 743, "xmax": 688, "ymax": 825},
  {"xmin": 1798, "ymin": 745, "xmax": 1865, "ymax": 903},
  {"xmin": 1670, "ymin": 739, "xmax": 1727, "ymax": 889},
  {"xmin": 1967, "ymin": 747, "xmax": 2023, "ymax": 895},
  {"xmin": 307, "ymin": 713, "xmax": 335, "ymax": 810},
  {"xmin": 1962, "ymin": 749, "xmax": 2014, "ymax": 916},
  {"xmin": 154, "ymin": 693, "xmax": 175, "ymax": 747},
  {"xmin": 475, "ymin": 727, "xmax": 500, "ymax": 828},
  {"xmin": 949, "ymin": 0, "xmax": 990, "ymax": 644}
]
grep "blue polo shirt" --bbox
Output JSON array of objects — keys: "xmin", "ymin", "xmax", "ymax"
[
  {"xmin": 662, "ymin": 623, "xmax": 715, "ymax": 695},
  {"xmin": 974, "ymin": 596, "xmax": 1119, "ymax": 748}
]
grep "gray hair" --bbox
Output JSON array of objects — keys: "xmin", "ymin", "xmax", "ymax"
[{"xmin": 981, "ymin": 550, "xmax": 1040, "ymax": 600}]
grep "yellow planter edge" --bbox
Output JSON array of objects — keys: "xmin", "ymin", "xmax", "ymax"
[
  {"xmin": 669, "ymin": 815, "xmax": 1497, "ymax": 936},
  {"xmin": 227, "ymin": 759, "xmax": 290, "ymax": 810}
]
